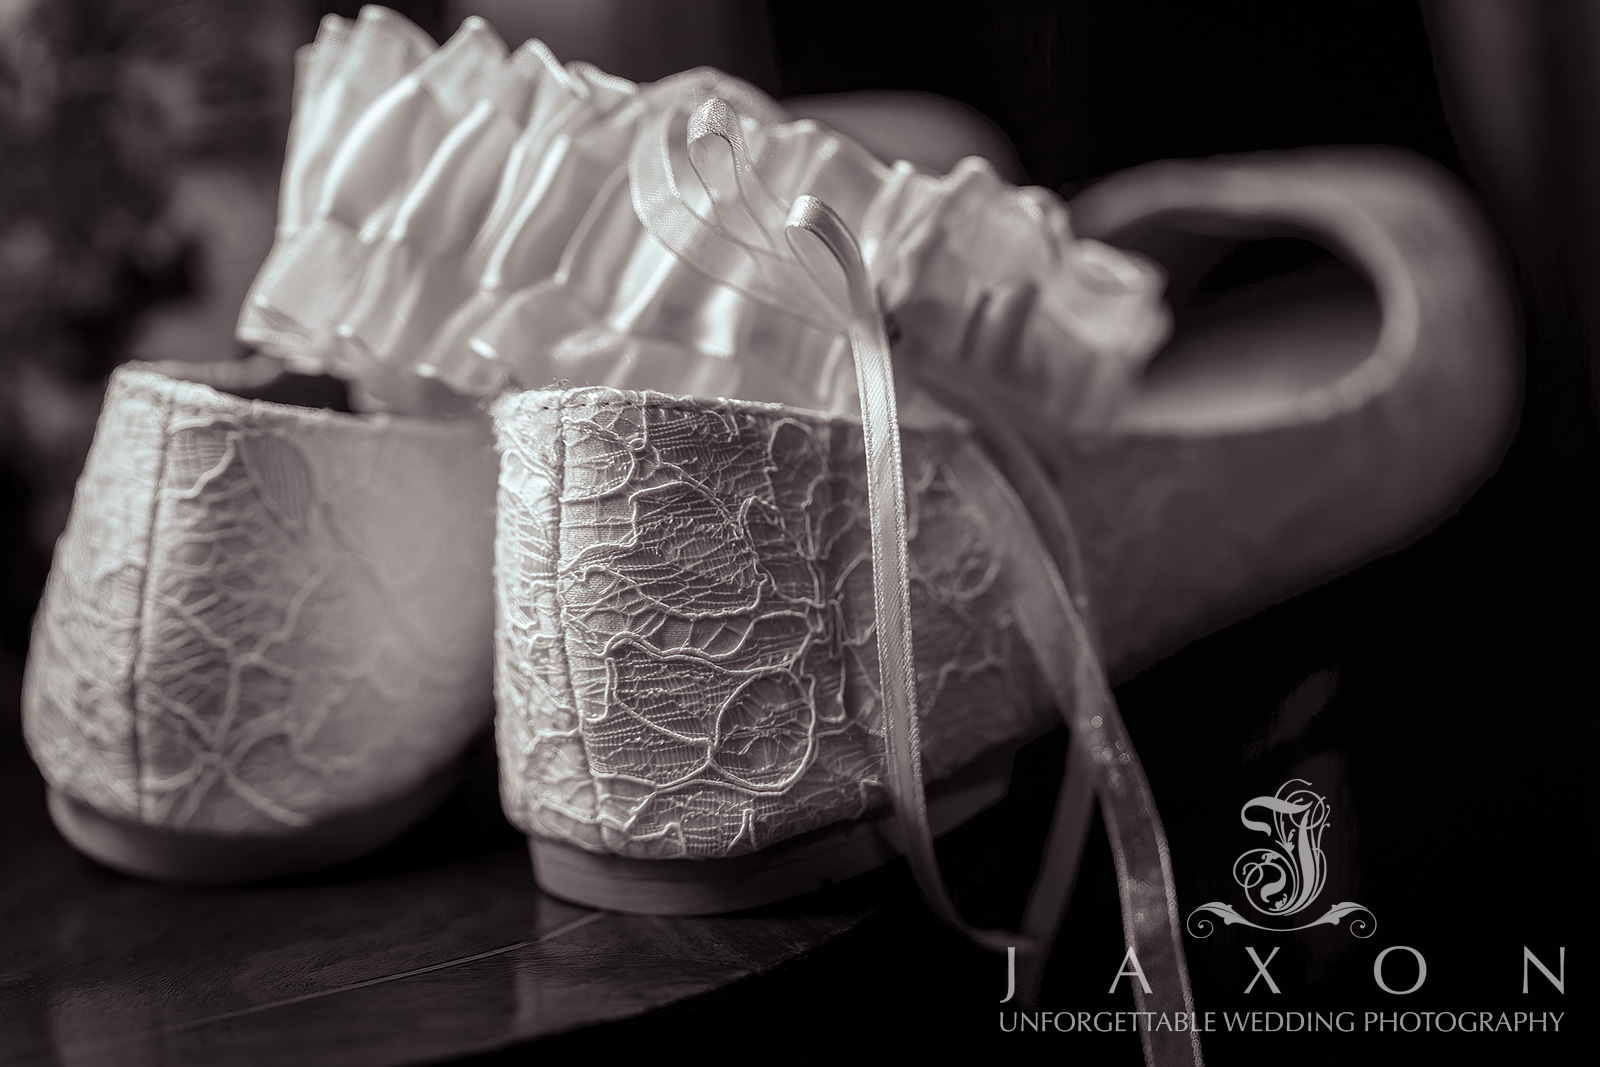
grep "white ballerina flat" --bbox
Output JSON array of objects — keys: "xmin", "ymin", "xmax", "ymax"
[{"xmin": 23, "ymin": 358, "xmax": 497, "ymax": 883}]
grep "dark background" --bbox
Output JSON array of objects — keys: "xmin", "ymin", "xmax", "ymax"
[{"xmin": 2, "ymin": 1, "xmax": 1593, "ymax": 1062}]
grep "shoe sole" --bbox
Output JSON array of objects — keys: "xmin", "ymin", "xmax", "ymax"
[
  {"xmin": 529, "ymin": 744, "xmax": 1014, "ymax": 915},
  {"xmin": 45, "ymin": 762, "xmax": 458, "ymax": 886}
]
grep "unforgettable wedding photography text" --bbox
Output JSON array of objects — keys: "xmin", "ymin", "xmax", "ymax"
[{"xmin": 998, "ymin": 1010, "xmax": 1566, "ymax": 1034}]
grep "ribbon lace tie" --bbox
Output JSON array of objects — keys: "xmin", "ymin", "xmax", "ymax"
[{"xmin": 786, "ymin": 194, "xmax": 1204, "ymax": 1067}]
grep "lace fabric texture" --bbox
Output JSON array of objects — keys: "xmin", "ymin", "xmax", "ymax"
[
  {"xmin": 494, "ymin": 388, "xmax": 1051, "ymax": 858},
  {"xmin": 239, "ymin": 8, "xmax": 1170, "ymax": 421},
  {"xmin": 23, "ymin": 364, "xmax": 499, "ymax": 834}
]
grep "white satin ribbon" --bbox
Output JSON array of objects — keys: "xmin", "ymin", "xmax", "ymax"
[
  {"xmin": 784, "ymin": 192, "xmax": 1202, "ymax": 1066},
  {"xmin": 636, "ymin": 80, "xmax": 1204, "ymax": 1065}
]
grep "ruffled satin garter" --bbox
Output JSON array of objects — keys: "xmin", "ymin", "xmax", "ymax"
[{"xmin": 240, "ymin": 9, "xmax": 1167, "ymax": 423}]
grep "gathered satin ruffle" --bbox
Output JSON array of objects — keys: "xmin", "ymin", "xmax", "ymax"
[{"xmin": 240, "ymin": 7, "xmax": 1171, "ymax": 422}]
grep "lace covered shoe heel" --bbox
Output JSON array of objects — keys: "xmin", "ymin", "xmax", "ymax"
[
  {"xmin": 23, "ymin": 359, "xmax": 498, "ymax": 884},
  {"xmin": 493, "ymin": 388, "xmax": 1054, "ymax": 913}
]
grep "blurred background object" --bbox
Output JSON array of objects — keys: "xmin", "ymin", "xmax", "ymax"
[
  {"xmin": 1426, "ymin": 0, "xmax": 1600, "ymax": 543},
  {"xmin": 453, "ymin": 0, "xmax": 778, "ymax": 90}
]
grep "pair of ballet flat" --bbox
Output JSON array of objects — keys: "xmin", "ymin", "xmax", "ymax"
[
  {"xmin": 21, "ymin": 37, "xmax": 1513, "ymax": 1067},
  {"xmin": 24, "ymin": 141, "xmax": 1513, "ymax": 888}
]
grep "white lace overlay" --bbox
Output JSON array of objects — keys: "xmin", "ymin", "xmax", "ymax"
[
  {"xmin": 494, "ymin": 389, "xmax": 1052, "ymax": 858},
  {"xmin": 23, "ymin": 365, "xmax": 499, "ymax": 835}
]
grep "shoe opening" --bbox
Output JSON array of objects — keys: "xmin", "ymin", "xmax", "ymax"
[
  {"xmin": 224, "ymin": 369, "xmax": 354, "ymax": 413},
  {"xmin": 138, "ymin": 355, "xmax": 355, "ymax": 412},
  {"xmin": 1097, "ymin": 218, "xmax": 1383, "ymax": 434}
]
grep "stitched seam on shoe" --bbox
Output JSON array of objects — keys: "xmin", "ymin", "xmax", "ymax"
[
  {"xmin": 125, "ymin": 382, "xmax": 177, "ymax": 825},
  {"xmin": 551, "ymin": 396, "xmax": 603, "ymax": 835}
]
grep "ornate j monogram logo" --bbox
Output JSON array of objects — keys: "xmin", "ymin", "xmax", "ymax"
[{"xmin": 1187, "ymin": 779, "xmax": 1375, "ymax": 938}]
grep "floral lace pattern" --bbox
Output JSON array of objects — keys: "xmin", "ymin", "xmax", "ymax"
[
  {"xmin": 23, "ymin": 365, "xmax": 499, "ymax": 835},
  {"xmin": 494, "ymin": 388, "xmax": 1050, "ymax": 858}
]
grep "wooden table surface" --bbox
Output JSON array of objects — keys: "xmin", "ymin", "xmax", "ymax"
[
  {"xmin": 0, "ymin": 735, "xmax": 887, "ymax": 1067},
  {"xmin": 2, "ymin": 499, "xmax": 1590, "ymax": 1066}
]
